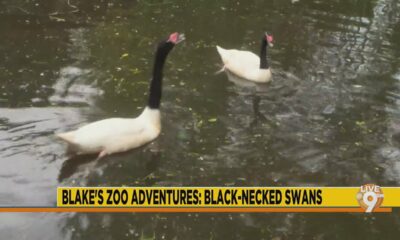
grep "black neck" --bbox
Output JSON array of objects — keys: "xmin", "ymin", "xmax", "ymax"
[
  {"xmin": 147, "ymin": 42, "xmax": 174, "ymax": 109},
  {"xmin": 259, "ymin": 38, "xmax": 269, "ymax": 69}
]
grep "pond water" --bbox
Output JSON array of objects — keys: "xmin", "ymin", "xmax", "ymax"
[{"xmin": 1, "ymin": 0, "xmax": 400, "ymax": 239}]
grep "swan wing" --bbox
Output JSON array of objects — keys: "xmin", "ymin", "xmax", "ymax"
[{"xmin": 216, "ymin": 46, "xmax": 260, "ymax": 79}]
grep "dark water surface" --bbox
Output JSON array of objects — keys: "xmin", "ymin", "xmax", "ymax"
[{"xmin": 1, "ymin": 0, "xmax": 400, "ymax": 239}]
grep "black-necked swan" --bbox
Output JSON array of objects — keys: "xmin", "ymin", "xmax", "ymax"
[
  {"xmin": 216, "ymin": 32, "xmax": 274, "ymax": 83},
  {"xmin": 57, "ymin": 32, "xmax": 185, "ymax": 159}
]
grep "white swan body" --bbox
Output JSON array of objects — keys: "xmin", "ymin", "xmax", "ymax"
[
  {"xmin": 216, "ymin": 46, "xmax": 271, "ymax": 83},
  {"xmin": 57, "ymin": 107, "xmax": 160, "ymax": 156},
  {"xmin": 216, "ymin": 33, "xmax": 274, "ymax": 83},
  {"xmin": 57, "ymin": 32, "xmax": 185, "ymax": 158}
]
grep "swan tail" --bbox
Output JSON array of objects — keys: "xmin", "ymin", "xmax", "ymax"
[
  {"xmin": 216, "ymin": 45, "xmax": 223, "ymax": 53},
  {"xmin": 215, "ymin": 65, "xmax": 226, "ymax": 75},
  {"xmin": 57, "ymin": 131, "xmax": 82, "ymax": 154},
  {"xmin": 56, "ymin": 131, "xmax": 76, "ymax": 144},
  {"xmin": 216, "ymin": 45, "xmax": 232, "ymax": 67},
  {"xmin": 216, "ymin": 45, "xmax": 229, "ymax": 75},
  {"xmin": 216, "ymin": 45, "xmax": 227, "ymax": 59}
]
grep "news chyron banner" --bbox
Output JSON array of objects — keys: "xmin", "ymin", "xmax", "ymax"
[{"xmin": 56, "ymin": 184, "xmax": 400, "ymax": 213}]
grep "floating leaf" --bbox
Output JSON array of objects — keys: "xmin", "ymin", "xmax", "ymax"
[
  {"xmin": 49, "ymin": 16, "xmax": 66, "ymax": 22},
  {"xmin": 196, "ymin": 120, "xmax": 203, "ymax": 128},
  {"xmin": 208, "ymin": 118, "xmax": 217, "ymax": 123},
  {"xmin": 129, "ymin": 68, "xmax": 141, "ymax": 74},
  {"xmin": 120, "ymin": 53, "xmax": 129, "ymax": 59},
  {"xmin": 355, "ymin": 121, "xmax": 365, "ymax": 126}
]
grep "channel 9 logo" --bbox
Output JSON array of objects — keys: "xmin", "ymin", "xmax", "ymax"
[{"xmin": 356, "ymin": 184, "xmax": 384, "ymax": 212}]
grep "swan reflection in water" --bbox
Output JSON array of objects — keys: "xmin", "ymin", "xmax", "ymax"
[
  {"xmin": 58, "ymin": 143, "xmax": 162, "ymax": 183},
  {"xmin": 224, "ymin": 70, "xmax": 300, "ymax": 128}
]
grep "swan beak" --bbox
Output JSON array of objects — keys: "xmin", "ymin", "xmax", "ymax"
[
  {"xmin": 176, "ymin": 33, "xmax": 186, "ymax": 44},
  {"xmin": 265, "ymin": 32, "xmax": 274, "ymax": 47},
  {"xmin": 167, "ymin": 32, "xmax": 186, "ymax": 44}
]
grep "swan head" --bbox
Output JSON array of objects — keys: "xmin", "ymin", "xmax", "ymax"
[
  {"xmin": 265, "ymin": 32, "xmax": 274, "ymax": 47},
  {"xmin": 167, "ymin": 32, "xmax": 186, "ymax": 45}
]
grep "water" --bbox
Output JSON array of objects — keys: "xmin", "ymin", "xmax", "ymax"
[{"xmin": 1, "ymin": 0, "xmax": 400, "ymax": 239}]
